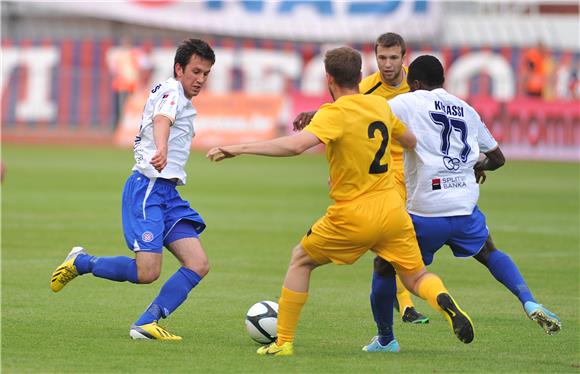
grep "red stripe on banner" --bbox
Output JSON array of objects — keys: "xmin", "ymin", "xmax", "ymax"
[
  {"xmin": 78, "ymin": 39, "xmax": 93, "ymax": 128},
  {"xmin": 162, "ymin": 38, "xmax": 173, "ymax": 49},
  {"xmin": 262, "ymin": 39, "xmax": 274, "ymax": 50},
  {"xmin": 16, "ymin": 39, "xmax": 33, "ymax": 129},
  {"xmin": 1, "ymin": 39, "xmax": 13, "ymax": 125},
  {"xmin": 440, "ymin": 46, "xmax": 452, "ymax": 71},
  {"xmin": 282, "ymin": 41, "xmax": 294, "ymax": 53},
  {"xmin": 243, "ymin": 39, "xmax": 255, "ymax": 49},
  {"xmin": 302, "ymin": 42, "xmax": 316, "ymax": 65},
  {"xmin": 99, "ymin": 38, "xmax": 113, "ymax": 128},
  {"xmin": 222, "ymin": 38, "xmax": 235, "ymax": 49},
  {"xmin": 58, "ymin": 39, "xmax": 73, "ymax": 127},
  {"xmin": 480, "ymin": 46, "xmax": 492, "ymax": 97},
  {"xmin": 361, "ymin": 42, "xmax": 373, "ymax": 55}
]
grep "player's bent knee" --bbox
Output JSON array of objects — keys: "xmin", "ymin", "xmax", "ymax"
[
  {"xmin": 190, "ymin": 259, "xmax": 210, "ymax": 278},
  {"xmin": 374, "ymin": 256, "xmax": 396, "ymax": 277},
  {"xmin": 138, "ymin": 268, "xmax": 161, "ymax": 284},
  {"xmin": 474, "ymin": 236, "xmax": 497, "ymax": 265}
]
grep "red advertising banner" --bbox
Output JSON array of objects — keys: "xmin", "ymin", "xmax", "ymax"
[{"xmin": 113, "ymin": 91, "xmax": 282, "ymax": 149}]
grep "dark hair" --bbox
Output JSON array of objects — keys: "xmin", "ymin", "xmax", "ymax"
[
  {"xmin": 375, "ymin": 32, "xmax": 406, "ymax": 56},
  {"xmin": 173, "ymin": 38, "xmax": 215, "ymax": 78},
  {"xmin": 324, "ymin": 47, "xmax": 362, "ymax": 89},
  {"xmin": 407, "ymin": 55, "xmax": 445, "ymax": 87}
]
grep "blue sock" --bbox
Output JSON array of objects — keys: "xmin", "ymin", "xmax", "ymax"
[
  {"xmin": 486, "ymin": 249, "xmax": 535, "ymax": 305},
  {"xmin": 370, "ymin": 271, "xmax": 396, "ymax": 345},
  {"xmin": 134, "ymin": 267, "xmax": 202, "ymax": 326},
  {"xmin": 74, "ymin": 254, "xmax": 138, "ymax": 283}
]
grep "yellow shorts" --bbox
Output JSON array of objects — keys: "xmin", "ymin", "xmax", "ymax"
[{"xmin": 300, "ymin": 189, "xmax": 424, "ymax": 275}]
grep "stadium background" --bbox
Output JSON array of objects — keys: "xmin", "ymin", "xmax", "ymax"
[{"xmin": 2, "ymin": 0, "xmax": 579, "ymax": 161}]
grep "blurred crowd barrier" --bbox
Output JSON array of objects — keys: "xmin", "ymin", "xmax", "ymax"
[{"xmin": 2, "ymin": 37, "xmax": 579, "ymax": 160}]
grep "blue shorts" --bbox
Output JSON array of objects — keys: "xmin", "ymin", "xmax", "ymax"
[
  {"xmin": 410, "ymin": 206, "xmax": 488, "ymax": 266},
  {"xmin": 121, "ymin": 172, "xmax": 206, "ymax": 253}
]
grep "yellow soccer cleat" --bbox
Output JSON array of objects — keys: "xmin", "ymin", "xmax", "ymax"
[
  {"xmin": 50, "ymin": 246, "xmax": 86, "ymax": 292},
  {"xmin": 437, "ymin": 293, "xmax": 475, "ymax": 344},
  {"xmin": 129, "ymin": 322, "xmax": 182, "ymax": 341},
  {"xmin": 257, "ymin": 341, "xmax": 294, "ymax": 356}
]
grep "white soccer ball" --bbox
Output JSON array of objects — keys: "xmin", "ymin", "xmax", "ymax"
[{"xmin": 245, "ymin": 300, "xmax": 278, "ymax": 344}]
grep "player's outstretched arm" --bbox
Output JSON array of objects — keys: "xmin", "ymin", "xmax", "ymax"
[
  {"xmin": 207, "ymin": 131, "xmax": 322, "ymax": 162},
  {"xmin": 292, "ymin": 111, "xmax": 317, "ymax": 131}
]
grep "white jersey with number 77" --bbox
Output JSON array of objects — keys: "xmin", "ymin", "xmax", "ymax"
[{"xmin": 388, "ymin": 88, "xmax": 498, "ymax": 217}]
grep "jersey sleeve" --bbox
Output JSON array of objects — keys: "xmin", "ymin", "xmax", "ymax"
[
  {"xmin": 473, "ymin": 111, "xmax": 498, "ymax": 152},
  {"xmin": 153, "ymin": 88, "xmax": 179, "ymax": 124},
  {"xmin": 388, "ymin": 93, "xmax": 415, "ymax": 130},
  {"xmin": 303, "ymin": 104, "xmax": 343, "ymax": 144},
  {"xmin": 388, "ymin": 109, "xmax": 408, "ymax": 139}
]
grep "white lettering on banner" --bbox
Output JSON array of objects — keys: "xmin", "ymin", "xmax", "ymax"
[
  {"xmin": 302, "ymin": 54, "xmax": 327, "ymax": 95},
  {"xmin": 240, "ymin": 50, "xmax": 302, "ymax": 93},
  {"xmin": 3, "ymin": 47, "xmax": 60, "ymax": 121},
  {"xmin": 447, "ymin": 52, "xmax": 515, "ymax": 100},
  {"xmin": 148, "ymin": 48, "xmax": 174, "ymax": 87}
]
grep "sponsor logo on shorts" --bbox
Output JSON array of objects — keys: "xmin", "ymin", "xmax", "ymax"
[{"xmin": 142, "ymin": 231, "xmax": 154, "ymax": 242}]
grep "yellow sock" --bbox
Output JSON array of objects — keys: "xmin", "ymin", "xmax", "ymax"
[
  {"xmin": 276, "ymin": 287, "xmax": 308, "ymax": 345},
  {"xmin": 416, "ymin": 273, "xmax": 448, "ymax": 313},
  {"xmin": 395, "ymin": 275, "xmax": 414, "ymax": 316}
]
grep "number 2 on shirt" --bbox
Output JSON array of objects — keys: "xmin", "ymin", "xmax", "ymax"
[{"xmin": 368, "ymin": 121, "xmax": 389, "ymax": 174}]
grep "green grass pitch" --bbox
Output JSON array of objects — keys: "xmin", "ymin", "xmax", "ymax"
[{"xmin": 2, "ymin": 144, "xmax": 579, "ymax": 373}]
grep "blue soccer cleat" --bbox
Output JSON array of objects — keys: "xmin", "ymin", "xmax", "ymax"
[
  {"xmin": 524, "ymin": 301, "xmax": 561, "ymax": 335},
  {"xmin": 362, "ymin": 336, "xmax": 400, "ymax": 352}
]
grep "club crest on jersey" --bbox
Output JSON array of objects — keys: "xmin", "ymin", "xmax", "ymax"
[
  {"xmin": 142, "ymin": 231, "xmax": 154, "ymax": 242},
  {"xmin": 443, "ymin": 156, "xmax": 461, "ymax": 171}
]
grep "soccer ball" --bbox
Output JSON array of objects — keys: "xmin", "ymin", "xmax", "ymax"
[{"xmin": 245, "ymin": 301, "xmax": 278, "ymax": 344}]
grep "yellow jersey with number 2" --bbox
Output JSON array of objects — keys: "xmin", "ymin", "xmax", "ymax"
[{"xmin": 304, "ymin": 93, "xmax": 407, "ymax": 203}]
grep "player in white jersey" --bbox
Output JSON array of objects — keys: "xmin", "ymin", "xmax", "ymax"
[
  {"xmin": 50, "ymin": 39, "xmax": 216, "ymax": 340},
  {"xmin": 386, "ymin": 55, "xmax": 561, "ymax": 337}
]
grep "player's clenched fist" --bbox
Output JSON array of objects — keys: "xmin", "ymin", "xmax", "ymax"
[{"xmin": 150, "ymin": 148, "xmax": 168, "ymax": 172}]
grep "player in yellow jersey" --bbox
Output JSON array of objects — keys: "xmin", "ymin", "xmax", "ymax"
[
  {"xmin": 207, "ymin": 46, "xmax": 474, "ymax": 356},
  {"xmin": 294, "ymin": 33, "xmax": 429, "ymax": 332}
]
